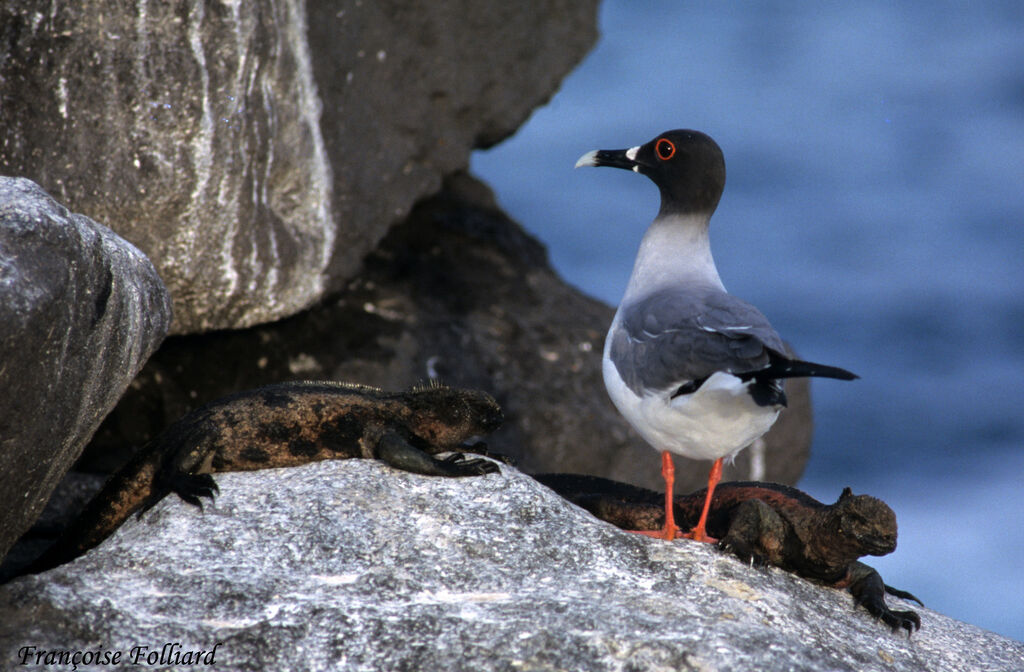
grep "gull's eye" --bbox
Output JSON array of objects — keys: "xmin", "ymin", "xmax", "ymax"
[{"xmin": 655, "ymin": 138, "xmax": 676, "ymax": 161}]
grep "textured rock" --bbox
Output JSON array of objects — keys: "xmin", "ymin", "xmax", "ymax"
[
  {"xmin": 0, "ymin": 0, "xmax": 598, "ymax": 334},
  {"xmin": 0, "ymin": 473, "xmax": 105, "ymax": 576},
  {"xmin": 1, "ymin": 461, "xmax": 1019, "ymax": 672},
  {"xmin": 0, "ymin": 0, "xmax": 332, "ymax": 334},
  {"xmin": 308, "ymin": 0, "xmax": 601, "ymax": 286},
  {"xmin": 79, "ymin": 173, "xmax": 812, "ymax": 492},
  {"xmin": 0, "ymin": 178, "xmax": 171, "ymax": 563}
]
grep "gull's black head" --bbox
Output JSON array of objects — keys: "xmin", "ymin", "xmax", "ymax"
[{"xmin": 576, "ymin": 129, "xmax": 726, "ymax": 216}]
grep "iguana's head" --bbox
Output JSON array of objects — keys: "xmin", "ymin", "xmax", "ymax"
[
  {"xmin": 404, "ymin": 382, "xmax": 504, "ymax": 447},
  {"xmin": 830, "ymin": 487, "xmax": 898, "ymax": 556}
]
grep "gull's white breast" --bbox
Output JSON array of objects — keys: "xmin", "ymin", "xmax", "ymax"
[{"xmin": 602, "ymin": 334, "xmax": 780, "ymax": 462}]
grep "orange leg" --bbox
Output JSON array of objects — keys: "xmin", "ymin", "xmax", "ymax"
[
  {"xmin": 683, "ymin": 457, "xmax": 722, "ymax": 543},
  {"xmin": 631, "ymin": 451, "xmax": 681, "ymax": 540}
]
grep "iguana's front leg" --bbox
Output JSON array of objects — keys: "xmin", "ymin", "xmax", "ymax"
[
  {"xmin": 374, "ymin": 429, "xmax": 499, "ymax": 477},
  {"xmin": 456, "ymin": 440, "xmax": 517, "ymax": 466},
  {"xmin": 844, "ymin": 561, "xmax": 921, "ymax": 633},
  {"xmin": 146, "ymin": 437, "xmax": 222, "ymax": 513},
  {"xmin": 718, "ymin": 498, "xmax": 786, "ymax": 568}
]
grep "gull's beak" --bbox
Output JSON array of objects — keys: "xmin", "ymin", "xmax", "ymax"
[{"xmin": 574, "ymin": 146, "xmax": 642, "ymax": 172}]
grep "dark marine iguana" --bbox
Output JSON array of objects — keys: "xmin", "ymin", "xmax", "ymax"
[
  {"xmin": 535, "ymin": 473, "xmax": 922, "ymax": 633},
  {"xmin": 17, "ymin": 381, "xmax": 505, "ymax": 577}
]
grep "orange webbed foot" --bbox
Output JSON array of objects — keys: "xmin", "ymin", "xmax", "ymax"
[
  {"xmin": 629, "ymin": 523, "xmax": 682, "ymax": 540},
  {"xmin": 681, "ymin": 527, "xmax": 719, "ymax": 544}
]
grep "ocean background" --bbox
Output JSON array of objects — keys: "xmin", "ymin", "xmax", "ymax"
[{"xmin": 472, "ymin": 1, "xmax": 1024, "ymax": 641}]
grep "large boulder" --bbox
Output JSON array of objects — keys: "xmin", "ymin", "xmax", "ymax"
[
  {"xmin": 80, "ymin": 173, "xmax": 813, "ymax": 492},
  {"xmin": 0, "ymin": 178, "xmax": 171, "ymax": 563},
  {"xmin": 1, "ymin": 460, "xmax": 1017, "ymax": 671},
  {"xmin": 0, "ymin": 0, "xmax": 333, "ymax": 334},
  {"xmin": 308, "ymin": 0, "xmax": 601, "ymax": 285},
  {"xmin": 0, "ymin": 0, "xmax": 599, "ymax": 334}
]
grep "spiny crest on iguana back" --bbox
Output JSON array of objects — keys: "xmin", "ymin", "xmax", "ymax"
[
  {"xmin": 292, "ymin": 379, "xmax": 385, "ymax": 393},
  {"xmin": 289, "ymin": 379, "xmax": 454, "ymax": 396},
  {"xmin": 409, "ymin": 378, "xmax": 451, "ymax": 393},
  {"xmin": 402, "ymin": 380, "xmax": 504, "ymax": 440}
]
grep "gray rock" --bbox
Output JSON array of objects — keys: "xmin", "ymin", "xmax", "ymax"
[
  {"xmin": 1, "ymin": 461, "xmax": 1019, "ymax": 672},
  {"xmin": 0, "ymin": 0, "xmax": 598, "ymax": 334},
  {"xmin": 0, "ymin": 0, "xmax": 333, "ymax": 334},
  {"xmin": 79, "ymin": 173, "xmax": 812, "ymax": 492},
  {"xmin": 308, "ymin": 0, "xmax": 600, "ymax": 287},
  {"xmin": 0, "ymin": 472, "xmax": 106, "ymax": 574},
  {"xmin": 0, "ymin": 177, "xmax": 171, "ymax": 563}
]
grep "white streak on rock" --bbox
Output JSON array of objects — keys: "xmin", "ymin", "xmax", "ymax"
[
  {"xmin": 284, "ymin": 0, "xmax": 334, "ymax": 279},
  {"xmin": 56, "ymin": 77, "xmax": 68, "ymax": 119}
]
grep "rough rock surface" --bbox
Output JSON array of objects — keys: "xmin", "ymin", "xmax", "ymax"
[
  {"xmin": 1, "ymin": 461, "xmax": 1019, "ymax": 672},
  {"xmin": 0, "ymin": 474, "xmax": 106, "ymax": 576},
  {"xmin": 0, "ymin": 178, "xmax": 171, "ymax": 564},
  {"xmin": 79, "ymin": 173, "xmax": 813, "ymax": 492},
  {"xmin": 0, "ymin": 0, "xmax": 332, "ymax": 334},
  {"xmin": 308, "ymin": 0, "xmax": 600, "ymax": 287},
  {"xmin": 0, "ymin": 0, "xmax": 599, "ymax": 333}
]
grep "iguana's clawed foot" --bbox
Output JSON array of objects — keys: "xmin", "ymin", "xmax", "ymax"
[
  {"xmin": 460, "ymin": 441, "xmax": 517, "ymax": 466},
  {"xmin": 376, "ymin": 430, "xmax": 499, "ymax": 477},
  {"xmin": 855, "ymin": 586, "xmax": 921, "ymax": 633},
  {"xmin": 139, "ymin": 472, "xmax": 219, "ymax": 515},
  {"xmin": 876, "ymin": 583, "xmax": 923, "ymax": 633},
  {"xmin": 846, "ymin": 562, "xmax": 922, "ymax": 634},
  {"xmin": 169, "ymin": 472, "xmax": 220, "ymax": 509},
  {"xmin": 860, "ymin": 598, "xmax": 921, "ymax": 633},
  {"xmin": 438, "ymin": 452, "xmax": 501, "ymax": 476},
  {"xmin": 882, "ymin": 609, "xmax": 922, "ymax": 633},
  {"xmin": 718, "ymin": 538, "xmax": 768, "ymax": 568}
]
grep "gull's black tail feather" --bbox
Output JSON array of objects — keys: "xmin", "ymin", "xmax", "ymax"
[{"xmin": 731, "ymin": 354, "xmax": 856, "ymax": 408}]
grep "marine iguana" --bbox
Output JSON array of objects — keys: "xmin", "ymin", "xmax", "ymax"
[
  {"xmin": 535, "ymin": 473, "xmax": 922, "ymax": 633},
  {"xmin": 17, "ymin": 381, "xmax": 505, "ymax": 577}
]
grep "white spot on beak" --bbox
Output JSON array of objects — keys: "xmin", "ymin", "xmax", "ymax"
[
  {"xmin": 625, "ymin": 145, "xmax": 640, "ymax": 161},
  {"xmin": 574, "ymin": 150, "xmax": 599, "ymax": 169}
]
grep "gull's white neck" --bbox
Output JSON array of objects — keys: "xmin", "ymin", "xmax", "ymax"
[{"xmin": 621, "ymin": 212, "xmax": 724, "ymax": 304}]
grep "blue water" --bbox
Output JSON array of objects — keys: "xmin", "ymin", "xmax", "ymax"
[{"xmin": 472, "ymin": 1, "xmax": 1024, "ymax": 641}]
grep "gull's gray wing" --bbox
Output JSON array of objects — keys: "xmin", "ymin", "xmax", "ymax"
[{"xmin": 609, "ymin": 286, "xmax": 786, "ymax": 396}]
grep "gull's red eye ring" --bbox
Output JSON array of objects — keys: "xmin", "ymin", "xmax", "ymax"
[{"xmin": 655, "ymin": 138, "xmax": 676, "ymax": 161}]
